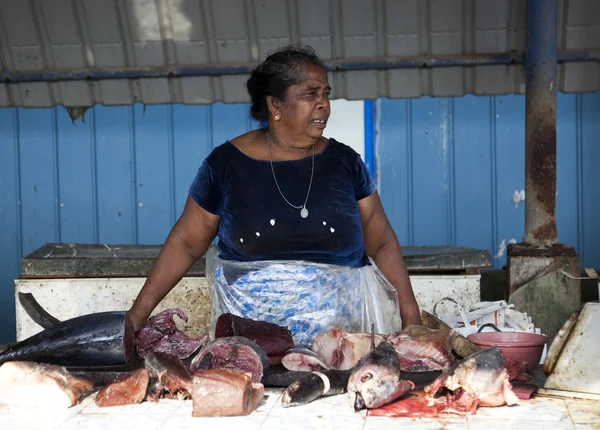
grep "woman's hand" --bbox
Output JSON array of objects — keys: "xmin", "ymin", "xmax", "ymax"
[
  {"xmin": 128, "ymin": 196, "xmax": 220, "ymax": 331},
  {"xmin": 358, "ymin": 191, "xmax": 421, "ymax": 329}
]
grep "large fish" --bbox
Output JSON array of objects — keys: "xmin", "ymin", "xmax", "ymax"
[
  {"xmin": 0, "ymin": 311, "xmax": 135, "ymax": 368},
  {"xmin": 424, "ymin": 346, "xmax": 519, "ymax": 408},
  {"xmin": 347, "ymin": 329, "xmax": 415, "ymax": 411}
]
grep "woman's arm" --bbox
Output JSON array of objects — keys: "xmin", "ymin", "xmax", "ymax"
[
  {"xmin": 128, "ymin": 196, "xmax": 220, "ymax": 331},
  {"xmin": 358, "ymin": 191, "xmax": 421, "ymax": 328}
]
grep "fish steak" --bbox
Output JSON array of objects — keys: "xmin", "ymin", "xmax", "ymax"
[
  {"xmin": 192, "ymin": 368, "xmax": 264, "ymax": 417},
  {"xmin": 311, "ymin": 328, "xmax": 386, "ymax": 371},
  {"xmin": 281, "ymin": 346, "xmax": 329, "ymax": 372},
  {"xmin": 386, "ymin": 326, "xmax": 455, "ymax": 372},
  {"xmin": 189, "ymin": 336, "xmax": 269, "ymax": 383},
  {"xmin": 0, "ymin": 361, "xmax": 94, "ymax": 408},
  {"xmin": 95, "ymin": 368, "xmax": 150, "ymax": 407}
]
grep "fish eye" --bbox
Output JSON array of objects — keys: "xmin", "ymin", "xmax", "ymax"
[{"xmin": 361, "ymin": 373, "xmax": 372, "ymax": 383}]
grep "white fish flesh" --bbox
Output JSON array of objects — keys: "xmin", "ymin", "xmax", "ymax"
[{"xmin": 0, "ymin": 361, "xmax": 94, "ymax": 408}]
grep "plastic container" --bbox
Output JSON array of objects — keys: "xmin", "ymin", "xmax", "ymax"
[{"xmin": 467, "ymin": 324, "xmax": 547, "ymax": 370}]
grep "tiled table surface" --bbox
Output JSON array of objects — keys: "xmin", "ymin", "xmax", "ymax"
[{"xmin": 0, "ymin": 387, "xmax": 598, "ymax": 430}]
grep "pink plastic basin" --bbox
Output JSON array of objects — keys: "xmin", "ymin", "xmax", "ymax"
[{"xmin": 467, "ymin": 331, "xmax": 547, "ymax": 370}]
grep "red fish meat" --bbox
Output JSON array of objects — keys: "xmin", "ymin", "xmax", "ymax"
[
  {"xmin": 135, "ymin": 308, "xmax": 208, "ymax": 359},
  {"xmin": 95, "ymin": 368, "xmax": 150, "ymax": 407},
  {"xmin": 386, "ymin": 326, "xmax": 455, "ymax": 372},
  {"xmin": 145, "ymin": 352, "xmax": 193, "ymax": 400},
  {"xmin": 189, "ymin": 336, "xmax": 269, "ymax": 383},
  {"xmin": 192, "ymin": 368, "xmax": 264, "ymax": 417},
  {"xmin": 215, "ymin": 313, "xmax": 295, "ymax": 364}
]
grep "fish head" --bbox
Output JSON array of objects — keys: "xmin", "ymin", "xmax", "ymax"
[
  {"xmin": 443, "ymin": 346, "xmax": 507, "ymax": 396},
  {"xmin": 347, "ymin": 343, "xmax": 414, "ymax": 411}
]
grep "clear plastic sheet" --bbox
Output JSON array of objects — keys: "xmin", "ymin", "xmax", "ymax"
[{"xmin": 205, "ymin": 247, "xmax": 402, "ymax": 346}]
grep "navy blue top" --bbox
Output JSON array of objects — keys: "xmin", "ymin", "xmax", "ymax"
[{"xmin": 188, "ymin": 138, "xmax": 377, "ymax": 268}]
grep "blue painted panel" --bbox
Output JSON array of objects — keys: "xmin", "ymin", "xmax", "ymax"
[
  {"xmin": 453, "ymin": 95, "xmax": 494, "ymax": 253},
  {"xmin": 377, "ymin": 98, "xmax": 411, "ymax": 246},
  {"xmin": 18, "ymin": 108, "xmax": 59, "ymax": 256},
  {"xmin": 56, "ymin": 107, "xmax": 95, "ymax": 243},
  {"xmin": 95, "ymin": 106, "xmax": 136, "ymax": 244},
  {"xmin": 493, "ymin": 95, "xmax": 526, "ymax": 268},
  {"xmin": 172, "ymin": 105, "xmax": 212, "ymax": 217},
  {"xmin": 133, "ymin": 105, "xmax": 174, "ymax": 244},
  {"xmin": 581, "ymin": 93, "xmax": 600, "ymax": 267},
  {"xmin": 411, "ymin": 97, "xmax": 453, "ymax": 246},
  {"xmin": 377, "ymin": 92, "xmax": 600, "ymax": 270},
  {"xmin": 210, "ymin": 102, "xmax": 253, "ymax": 150},
  {"xmin": 0, "ymin": 109, "xmax": 19, "ymax": 344},
  {"xmin": 363, "ymin": 100, "xmax": 375, "ymax": 178}
]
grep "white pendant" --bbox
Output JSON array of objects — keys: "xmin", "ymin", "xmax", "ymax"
[{"xmin": 300, "ymin": 207, "xmax": 309, "ymax": 218}]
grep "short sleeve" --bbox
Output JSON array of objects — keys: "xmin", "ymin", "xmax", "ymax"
[
  {"xmin": 188, "ymin": 159, "xmax": 224, "ymax": 215},
  {"xmin": 354, "ymin": 155, "xmax": 377, "ymax": 200}
]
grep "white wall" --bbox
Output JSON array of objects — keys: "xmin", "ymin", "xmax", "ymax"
[{"xmin": 324, "ymin": 99, "xmax": 365, "ymax": 160}]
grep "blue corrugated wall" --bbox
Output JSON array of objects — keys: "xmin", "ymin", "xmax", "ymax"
[
  {"xmin": 377, "ymin": 92, "xmax": 600, "ymax": 271},
  {"xmin": 1, "ymin": 92, "xmax": 599, "ymax": 343}
]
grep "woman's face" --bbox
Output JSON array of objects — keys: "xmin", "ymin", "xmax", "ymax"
[{"xmin": 272, "ymin": 64, "xmax": 331, "ymax": 144}]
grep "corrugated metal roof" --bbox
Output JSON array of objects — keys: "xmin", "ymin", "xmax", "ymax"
[{"xmin": 0, "ymin": 0, "xmax": 599, "ymax": 108}]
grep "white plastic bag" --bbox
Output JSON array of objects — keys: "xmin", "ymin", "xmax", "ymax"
[{"xmin": 205, "ymin": 246, "xmax": 401, "ymax": 346}]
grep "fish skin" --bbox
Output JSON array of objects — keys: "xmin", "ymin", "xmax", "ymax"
[
  {"xmin": 0, "ymin": 311, "xmax": 135, "ymax": 367},
  {"xmin": 281, "ymin": 370, "xmax": 350, "ymax": 408},
  {"xmin": 347, "ymin": 342, "xmax": 415, "ymax": 411}
]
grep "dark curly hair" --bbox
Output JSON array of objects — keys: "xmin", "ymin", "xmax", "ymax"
[{"xmin": 246, "ymin": 44, "xmax": 326, "ymax": 123}]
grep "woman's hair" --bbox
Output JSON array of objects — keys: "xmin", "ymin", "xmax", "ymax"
[{"xmin": 246, "ymin": 44, "xmax": 326, "ymax": 123}]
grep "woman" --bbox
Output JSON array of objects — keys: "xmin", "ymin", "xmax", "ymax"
[{"xmin": 128, "ymin": 45, "xmax": 420, "ymax": 343}]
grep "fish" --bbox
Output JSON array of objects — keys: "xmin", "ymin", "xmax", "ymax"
[
  {"xmin": 281, "ymin": 346, "xmax": 330, "ymax": 372},
  {"xmin": 215, "ymin": 313, "xmax": 295, "ymax": 365},
  {"xmin": 281, "ymin": 370, "xmax": 350, "ymax": 408},
  {"xmin": 386, "ymin": 325, "xmax": 456, "ymax": 372},
  {"xmin": 95, "ymin": 368, "xmax": 150, "ymax": 407},
  {"xmin": 311, "ymin": 327, "xmax": 386, "ymax": 370},
  {"xmin": 192, "ymin": 368, "xmax": 264, "ymax": 417},
  {"xmin": 347, "ymin": 326, "xmax": 415, "ymax": 411},
  {"xmin": 424, "ymin": 346, "xmax": 520, "ymax": 408},
  {"xmin": 145, "ymin": 352, "xmax": 193, "ymax": 400},
  {"xmin": 189, "ymin": 336, "xmax": 269, "ymax": 383},
  {"xmin": 135, "ymin": 308, "xmax": 208, "ymax": 360},
  {"xmin": 420, "ymin": 310, "xmax": 480, "ymax": 359},
  {"xmin": 0, "ymin": 311, "xmax": 135, "ymax": 368},
  {"xmin": 0, "ymin": 361, "xmax": 94, "ymax": 408}
]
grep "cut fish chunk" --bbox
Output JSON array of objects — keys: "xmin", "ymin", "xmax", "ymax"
[
  {"xmin": 192, "ymin": 368, "xmax": 264, "ymax": 416},
  {"xmin": 95, "ymin": 368, "xmax": 149, "ymax": 407},
  {"xmin": 0, "ymin": 361, "xmax": 94, "ymax": 408}
]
